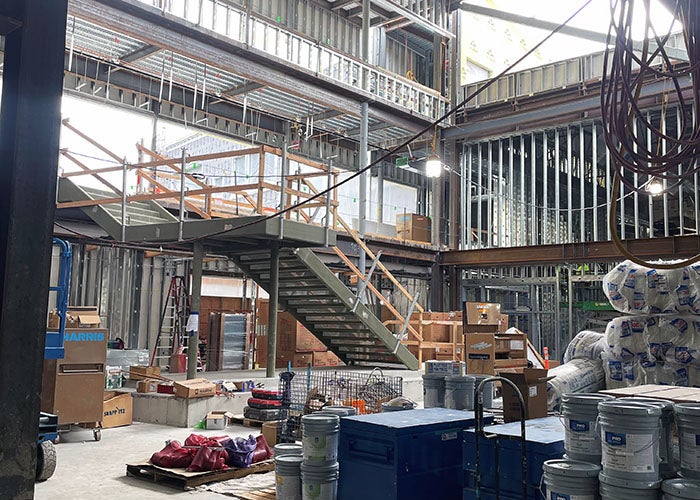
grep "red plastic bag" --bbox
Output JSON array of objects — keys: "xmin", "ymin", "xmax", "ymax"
[
  {"xmin": 184, "ymin": 433, "xmax": 228, "ymax": 447},
  {"xmin": 187, "ymin": 445, "xmax": 229, "ymax": 472},
  {"xmin": 251, "ymin": 434, "xmax": 273, "ymax": 464},
  {"xmin": 150, "ymin": 440, "xmax": 197, "ymax": 468}
]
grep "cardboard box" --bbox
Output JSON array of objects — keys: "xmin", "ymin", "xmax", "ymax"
[
  {"xmin": 278, "ymin": 312, "xmax": 327, "ymax": 352},
  {"xmin": 465, "ymin": 332, "xmax": 527, "ymax": 374},
  {"xmin": 102, "ymin": 391, "xmax": 132, "ymax": 428},
  {"xmin": 173, "ymin": 378, "xmax": 216, "ymax": 399},
  {"xmin": 129, "ymin": 365, "xmax": 162, "ymax": 381},
  {"xmin": 206, "ymin": 411, "xmax": 234, "ymax": 430},
  {"xmin": 276, "ymin": 350, "xmax": 314, "ymax": 368},
  {"xmin": 500, "ymin": 368, "xmax": 549, "ymax": 423},
  {"xmin": 313, "ymin": 350, "xmax": 342, "ymax": 367},
  {"xmin": 425, "ymin": 361, "xmax": 466, "ymax": 375},
  {"xmin": 463, "ymin": 302, "xmax": 501, "ymax": 326},
  {"xmin": 262, "ymin": 421, "xmax": 280, "ymax": 447},
  {"xmin": 396, "ymin": 213, "xmax": 431, "ymax": 233},
  {"xmin": 498, "ymin": 314, "xmax": 509, "ymax": 333},
  {"xmin": 48, "ymin": 306, "xmax": 101, "ymax": 330},
  {"xmin": 136, "ymin": 378, "xmax": 159, "ymax": 393}
]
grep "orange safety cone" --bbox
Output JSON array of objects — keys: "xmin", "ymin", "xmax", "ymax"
[{"xmin": 543, "ymin": 346, "xmax": 550, "ymax": 370}]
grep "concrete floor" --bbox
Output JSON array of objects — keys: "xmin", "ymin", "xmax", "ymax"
[{"xmin": 34, "ymin": 422, "xmax": 263, "ymax": 499}]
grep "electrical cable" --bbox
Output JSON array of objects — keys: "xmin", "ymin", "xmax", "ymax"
[
  {"xmin": 98, "ymin": 0, "xmax": 596, "ymax": 247},
  {"xmin": 603, "ymin": 0, "xmax": 700, "ymax": 269}
]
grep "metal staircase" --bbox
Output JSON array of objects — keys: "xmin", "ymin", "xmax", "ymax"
[
  {"xmin": 56, "ymin": 177, "xmax": 420, "ymax": 369},
  {"xmin": 232, "ymin": 247, "xmax": 419, "ymax": 370}
]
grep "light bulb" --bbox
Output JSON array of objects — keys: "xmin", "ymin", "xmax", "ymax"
[
  {"xmin": 646, "ymin": 178, "xmax": 664, "ymax": 196},
  {"xmin": 425, "ymin": 154, "xmax": 442, "ymax": 178}
]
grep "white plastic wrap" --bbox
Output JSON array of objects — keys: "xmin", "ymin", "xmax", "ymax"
[
  {"xmin": 546, "ymin": 358, "xmax": 606, "ymax": 412},
  {"xmin": 603, "ymin": 260, "xmax": 700, "ymax": 314},
  {"xmin": 564, "ymin": 330, "xmax": 605, "ymax": 363}
]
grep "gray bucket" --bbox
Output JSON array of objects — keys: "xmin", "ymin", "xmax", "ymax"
[
  {"xmin": 444, "ymin": 375, "xmax": 475, "ymax": 410},
  {"xmin": 301, "ymin": 414, "xmax": 340, "ymax": 466},
  {"xmin": 674, "ymin": 403, "xmax": 700, "ymax": 480},
  {"xmin": 275, "ymin": 443, "xmax": 303, "ymax": 457},
  {"xmin": 422, "ymin": 373, "xmax": 446, "ymax": 408},
  {"xmin": 301, "ymin": 462, "xmax": 338, "ymax": 500},
  {"xmin": 598, "ymin": 400, "xmax": 663, "ymax": 482},
  {"xmin": 622, "ymin": 398, "xmax": 676, "ymax": 478},
  {"xmin": 543, "ymin": 459, "xmax": 600, "ymax": 500},
  {"xmin": 472, "ymin": 374, "xmax": 494, "ymax": 408},
  {"xmin": 599, "ymin": 472, "xmax": 662, "ymax": 500},
  {"xmin": 661, "ymin": 478, "xmax": 700, "ymax": 500},
  {"xmin": 318, "ymin": 406, "xmax": 356, "ymax": 418},
  {"xmin": 276, "ymin": 455, "xmax": 303, "ymax": 500},
  {"xmin": 561, "ymin": 393, "xmax": 614, "ymax": 463}
]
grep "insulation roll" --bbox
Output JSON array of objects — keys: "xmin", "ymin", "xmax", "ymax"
[
  {"xmin": 546, "ymin": 358, "xmax": 606, "ymax": 412},
  {"xmin": 564, "ymin": 330, "xmax": 605, "ymax": 363}
]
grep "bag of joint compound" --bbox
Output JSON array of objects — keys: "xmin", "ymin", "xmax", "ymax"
[{"xmin": 564, "ymin": 330, "xmax": 605, "ymax": 363}]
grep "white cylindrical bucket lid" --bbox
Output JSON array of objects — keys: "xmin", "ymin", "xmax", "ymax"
[
  {"xmin": 544, "ymin": 459, "xmax": 601, "ymax": 478},
  {"xmin": 319, "ymin": 406, "xmax": 356, "ymax": 417},
  {"xmin": 301, "ymin": 461, "xmax": 339, "ymax": 480},
  {"xmin": 302, "ymin": 413, "xmax": 340, "ymax": 432},
  {"xmin": 662, "ymin": 478, "xmax": 700, "ymax": 499},
  {"xmin": 276, "ymin": 454, "xmax": 304, "ymax": 474},
  {"xmin": 275, "ymin": 443, "xmax": 303, "ymax": 456}
]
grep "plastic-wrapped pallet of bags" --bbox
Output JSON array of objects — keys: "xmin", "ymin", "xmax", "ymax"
[
  {"xmin": 564, "ymin": 330, "xmax": 605, "ymax": 363},
  {"xmin": 546, "ymin": 358, "xmax": 605, "ymax": 412},
  {"xmin": 648, "ymin": 316, "xmax": 700, "ymax": 366},
  {"xmin": 602, "ymin": 350, "xmax": 645, "ymax": 388},
  {"xmin": 602, "ymin": 260, "xmax": 700, "ymax": 314}
]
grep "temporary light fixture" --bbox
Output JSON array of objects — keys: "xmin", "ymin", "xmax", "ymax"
[
  {"xmin": 425, "ymin": 153, "xmax": 442, "ymax": 178},
  {"xmin": 425, "ymin": 124, "xmax": 442, "ymax": 178},
  {"xmin": 645, "ymin": 177, "xmax": 664, "ymax": 196}
]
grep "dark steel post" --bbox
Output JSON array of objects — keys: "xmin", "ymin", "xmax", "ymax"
[
  {"xmin": 266, "ymin": 244, "xmax": 280, "ymax": 378},
  {"xmin": 187, "ymin": 241, "xmax": 204, "ymax": 379}
]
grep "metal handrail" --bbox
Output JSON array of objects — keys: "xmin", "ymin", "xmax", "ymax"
[{"xmin": 138, "ymin": 0, "xmax": 448, "ymax": 121}]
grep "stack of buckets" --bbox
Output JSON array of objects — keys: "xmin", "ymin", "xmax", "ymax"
[
  {"xmin": 275, "ymin": 407, "xmax": 355, "ymax": 500},
  {"xmin": 542, "ymin": 392, "xmax": 700, "ymax": 500},
  {"xmin": 422, "ymin": 373, "xmax": 494, "ymax": 409},
  {"xmin": 300, "ymin": 413, "xmax": 340, "ymax": 500}
]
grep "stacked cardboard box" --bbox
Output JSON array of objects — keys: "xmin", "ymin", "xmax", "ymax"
[
  {"xmin": 396, "ymin": 213, "xmax": 431, "ymax": 243},
  {"xmin": 273, "ymin": 312, "xmax": 343, "ymax": 368}
]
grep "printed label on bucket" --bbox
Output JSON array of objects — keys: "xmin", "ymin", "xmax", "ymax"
[
  {"xmin": 550, "ymin": 492, "xmax": 595, "ymax": 500},
  {"xmin": 303, "ymin": 433, "xmax": 339, "ymax": 462},
  {"xmin": 565, "ymin": 418, "xmax": 600, "ymax": 454},
  {"xmin": 602, "ymin": 431, "xmax": 656, "ymax": 473},
  {"xmin": 681, "ymin": 432, "xmax": 700, "ymax": 471},
  {"xmin": 304, "ymin": 480, "xmax": 336, "ymax": 500}
]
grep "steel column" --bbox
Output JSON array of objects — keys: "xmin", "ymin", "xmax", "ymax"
[
  {"xmin": 358, "ymin": 102, "xmax": 369, "ymax": 277},
  {"xmin": 0, "ymin": 0, "xmax": 68, "ymax": 496},
  {"xmin": 266, "ymin": 244, "xmax": 280, "ymax": 378},
  {"xmin": 187, "ymin": 241, "xmax": 204, "ymax": 379}
]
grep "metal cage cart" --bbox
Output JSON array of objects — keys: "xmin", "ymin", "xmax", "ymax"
[{"xmin": 276, "ymin": 368, "xmax": 403, "ymax": 443}]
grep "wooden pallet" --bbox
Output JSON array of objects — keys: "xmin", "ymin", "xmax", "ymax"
[
  {"xmin": 230, "ymin": 415, "xmax": 269, "ymax": 428},
  {"xmin": 125, "ymin": 459, "xmax": 274, "ymax": 489},
  {"xmin": 233, "ymin": 487, "xmax": 276, "ymax": 499}
]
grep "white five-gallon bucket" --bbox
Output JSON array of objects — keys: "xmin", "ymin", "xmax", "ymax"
[
  {"xmin": 661, "ymin": 478, "xmax": 700, "ymax": 500},
  {"xmin": 598, "ymin": 400, "xmax": 663, "ymax": 482},
  {"xmin": 543, "ymin": 459, "xmax": 600, "ymax": 500},
  {"xmin": 422, "ymin": 373, "xmax": 446, "ymax": 408},
  {"xmin": 301, "ymin": 462, "xmax": 339, "ymax": 500},
  {"xmin": 472, "ymin": 374, "xmax": 494, "ymax": 408},
  {"xmin": 675, "ymin": 403, "xmax": 700, "ymax": 480},
  {"xmin": 301, "ymin": 414, "xmax": 340, "ymax": 466},
  {"xmin": 561, "ymin": 393, "xmax": 614, "ymax": 463},
  {"xmin": 621, "ymin": 398, "xmax": 676, "ymax": 478},
  {"xmin": 275, "ymin": 443, "xmax": 303, "ymax": 457},
  {"xmin": 444, "ymin": 375, "xmax": 475, "ymax": 410},
  {"xmin": 318, "ymin": 406, "xmax": 356, "ymax": 418},
  {"xmin": 599, "ymin": 472, "xmax": 661, "ymax": 500},
  {"xmin": 276, "ymin": 454, "xmax": 303, "ymax": 500}
]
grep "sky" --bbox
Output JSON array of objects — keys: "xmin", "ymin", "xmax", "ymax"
[{"xmin": 461, "ymin": 0, "xmax": 679, "ymax": 83}]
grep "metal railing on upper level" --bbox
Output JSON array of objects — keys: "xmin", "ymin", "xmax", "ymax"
[{"xmin": 137, "ymin": 0, "xmax": 449, "ymax": 122}]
